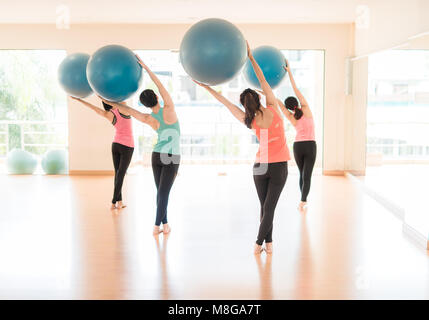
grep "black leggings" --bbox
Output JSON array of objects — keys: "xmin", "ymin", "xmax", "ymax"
[
  {"xmin": 293, "ymin": 141, "xmax": 317, "ymax": 202},
  {"xmin": 152, "ymin": 152, "xmax": 180, "ymax": 226},
  {"xmin": 112, "ymin": 142, "xmax": 134, "ymax": 204},
  {"xmin": 253, "ymin": 162, "xmax": 288, "ymax": 245}
]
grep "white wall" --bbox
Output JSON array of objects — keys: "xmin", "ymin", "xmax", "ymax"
[
  {"xmin": 350, "ymin": 0, "xmax": 429, "ymax": 174},
  {"xmin": 0, "ymin": 23, "xmax": 355, "ymax": 174},
  {"xmin": 355, "ymin": 0, "xmax": 429, "ymax": 56}
]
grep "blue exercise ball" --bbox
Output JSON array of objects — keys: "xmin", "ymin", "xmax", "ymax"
[
  {"xmin": 41, "ymin": 150, "xmax": 68, "ymax": 175},
  {"xmin": 243, "ymin": 46, "xmax": 286, "ymax": 89},
  {"xmin": 87, "ymin": 45, "xmax": 142, "ymax": 102},
  {"xmin": 180, "ymin": 18, "xmax": 247, "ymax": 86},
  {"xmin": 58, "ymin": 53, "xmax": 93, "ymax": 98},
  {"xmin": 7, "ymin": 149, "xmax": 38, "ymax": 175}
]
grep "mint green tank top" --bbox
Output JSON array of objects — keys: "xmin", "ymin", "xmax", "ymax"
[{"xmin": 151, "ymin": 108, "xmax": 181, "ymax": 155}]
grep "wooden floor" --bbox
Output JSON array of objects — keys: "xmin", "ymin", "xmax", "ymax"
[{"xmin": 0, "ymin": 164, "xmax": 428, "ymax": 299}]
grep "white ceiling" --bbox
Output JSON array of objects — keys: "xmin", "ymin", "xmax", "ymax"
[{"xmin": 0, "ymin": 0, "xmax": 360, "ymax": 24}]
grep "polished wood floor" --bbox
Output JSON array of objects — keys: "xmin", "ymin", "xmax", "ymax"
[{"xmin": 0, "ymin": 165, "xmax": 428, "ymax": 299}]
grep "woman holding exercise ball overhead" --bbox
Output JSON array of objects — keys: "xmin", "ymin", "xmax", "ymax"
[
  {"xmin": 71, "ymin": 97, "xmax": 134, "ymax": 210},
  {"xmin": 277, "ymin": 59, "xmax": 316, "ymax": 212},
  {"xmin": 195, "ymin": 42, "xmax": 290, "ymax": 255},
  {"xmin": 101, "ymin": 55, "xmax": 180, "ymax": 236},
  {"xmin": 257, "ymin": 59, "xmax": 316, "ymax": 211}
]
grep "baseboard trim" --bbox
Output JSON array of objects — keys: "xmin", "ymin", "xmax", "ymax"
[
  {"xmin": 347, "ymin": 170, "xmax": 366, "ymax": 176},
  {"xmin": 403, "ymin": 223, "xmax": 429, "ymax": 250},
  {"xmin": 69, "ymin": 170, "xmax": 115, "ymax": 176},
  {"xmin": 347, "ymin": 173, "xmax": 429, "ymax": 251},
  {"xmin": 323, "ymin": 170, "xmax": 345, "ymax": 176}
]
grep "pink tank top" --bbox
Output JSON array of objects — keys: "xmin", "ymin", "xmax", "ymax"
[
  {"xmin": 295, "ymin": 115, "xmax": 315, "ymax": 142},
  {"xmin": 111, "ymin": 108, "xmax": 134, "ymax": 148},
  {"xmin": 252, "ymin": 106, "xmax": 291, "ymax": 163}
]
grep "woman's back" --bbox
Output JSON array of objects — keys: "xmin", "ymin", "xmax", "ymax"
[
  {"xmin": 252, "ymin": 106, "xmax": 291, "ymax": 163},
  {"xmin": 294, "ymin": 114, "xmax": 315, "ymax": 142},
  {"xmin": 111, "ymin": 108, "xmax": 134, "ymax": 148},
  {"xmin": 150, "ymin": 107, "xmax": 181, "ymax": 155}
]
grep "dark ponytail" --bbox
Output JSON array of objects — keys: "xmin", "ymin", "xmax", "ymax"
[
  {"xmin": 284, "ymin": 96, "xmax": 303, "ymax": 120},
  {"xmin": 240, "ymin": 88, "xmax": 261, "ymax": 129},
  {"xmin": 102, "ymin": 101, "xmax": 113, "ymax": 111}
]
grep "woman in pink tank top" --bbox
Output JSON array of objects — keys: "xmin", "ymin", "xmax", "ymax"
[
  {"xmin": 71, "ymin": 97, "xmax": 134, "ymax": 210},
  {"xmin": 276, "ymin": 59, "xmax": 317, "ymax": 212},
  {"xmin": 195, "ymin": 41, "xmax": 290, "ymax": 255}
]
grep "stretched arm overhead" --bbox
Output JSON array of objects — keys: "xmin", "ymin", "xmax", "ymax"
[
  {"xmin": 99, "ymin": 98, "xmax": 158, "ymax": 130},
  {"xmin": 284, "ymin": 59, "xmax": 309, "ymax": 109},
  {"xmin": 135, "ymin": 54, "xmax": 174, "ymax": 110},
  {"xmin": 247, "ymin": 41, "xmax": 278, "ymax": 111},
  {"xmin": 71, "ymin": 97, "xmax": 113, "ymax": 122},
  {"xmin": 194, "ymin": 80, "xmax": 245, "ymax": 124}
]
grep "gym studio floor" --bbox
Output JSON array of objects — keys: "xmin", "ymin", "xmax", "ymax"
[{"xmin": 1, "ymin": 165, "xmax": 428, "ymax": 300}]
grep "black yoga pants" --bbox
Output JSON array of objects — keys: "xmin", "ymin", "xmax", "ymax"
[
  {"xmin": 253, "ymin": 161, "xmax": 288, "ymax": 246},
  {"xmin": 152, "ymin": 152, "xmax": 180, "ymax": 226},
  {"xmin": 112, "ymin": 142, "xmax": 134, "ymax": 204},
  {"xmin": 293, "ymin": 141, "xmax": 317, "ymax": 202}
]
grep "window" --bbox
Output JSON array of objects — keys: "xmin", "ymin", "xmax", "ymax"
[
  {"xmin": 0, "ymin": 50, "xmax": 68, "ymax": 169},
  {"xmin": 132, "ymin": 49, "xmax": 324, "ymax": 166},
  {"xmin": 367, "ymin": 50, "xmax": 429, "ymax": 162}
]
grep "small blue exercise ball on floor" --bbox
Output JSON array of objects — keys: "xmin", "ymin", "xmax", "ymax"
[
  {"xmin": 87, "ymin": 45, "xmax": 143, "ymax": 102},
  {"xmin": 58, "ymin": 53, "xmax": 93, "ymax": 98},
  {"xmin": 243, "ymin": 46, "xmax": 286, "ymax": 89},
  {"xmin": 42, "ymin": 150, "xmax": 68, "ymax": 175},
  {"xmin": 180, "ymin": 18, "xmax": 247, "ymax": 86},
  {"xmin": 7, "ymin": 149, "xmax": 38, "ymax": 175}
]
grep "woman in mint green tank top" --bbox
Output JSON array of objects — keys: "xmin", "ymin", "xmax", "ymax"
[{"xmin": 105, "ymin": 54, "xmax": 180, "ymax": 236}]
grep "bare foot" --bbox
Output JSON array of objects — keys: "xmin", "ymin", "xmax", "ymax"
[
  {"xmin": 265, "ymin": 242, "xmax": 273, "ymax": 254},
  {"xmin": 116, "ymin": 201, "xmax": 127, "ymax": 209},
  {"xmin": 254, "ymin": 244, "xmax": 263, "ymax": 255},
  {"xmin": 153, "ymin": 226, "xmax": 162, "ymax": 235},
  {"xmin": 162, "ymin": 223, "xmax": 171, "ymax": 234},
  {"xmin": 298, "ymin": 201, "xmax": 307, "ymax": 212},
  {"xmin": 110, "ymin": 204, "xmax": 117, "ymax": 210}
]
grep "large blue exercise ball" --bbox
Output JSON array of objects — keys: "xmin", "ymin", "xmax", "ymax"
[
  {"xmin": 86, "ymin": 45, "xmax": 142, "ymax": 102},
  {"xmin": 7, "ymin": 149, "xmax": 38, "ymax": 175},
  {"xmin": 41, "ymin": 150, "xmax": 68, "ymax": 175},
  {"xmin": 243, "ymin": 46, "xmax": 286, "ymax": 89},
  {"xmin": 58, "ymin": 53, "xmax": 93, "ymax": 98},
  {"xmin": 180, "ymin": 18, "xmax": 247, "ymax": 86}
]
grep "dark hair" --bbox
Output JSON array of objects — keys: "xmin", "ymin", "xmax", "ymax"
[
  {"xmin": 139, "ymin": 89, "xmax": 158, "ymax": 108},
  {"xmin": 102, "ymin": 101, "xmax": 113, "ymax": 111},
  {"xmin": 284, "ymin": 96, "xmax": 303, "ymax": 120},
  {"xmin": 240, "ymin": 88, "xmax": 261, "ymax": 129}
]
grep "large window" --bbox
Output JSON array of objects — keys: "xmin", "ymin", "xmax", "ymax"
[
  {"xmin": 0, "ymin": 50, "xmax": 68, "ymax": 170},
  {"xmin": 132, "ymin": 50, "xmax": 324, "ymax": 166},
  {"xmin": 367, "ymin": 50, "xmax": 429, "ymax": 163}
]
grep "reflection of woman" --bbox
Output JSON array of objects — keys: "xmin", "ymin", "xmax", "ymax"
[
  {"xmin": 195, "ymin": 41, "xmax": 291, "ymax": 254},
  {"xmin": 101, "ymin": 55, "xmax": 180, "ymax": 235},
  {"xmin": 154, "ymin": 234, "xmax": 170, "ymax": 300},
  {"xmin": 255, "ymin": 254, "xmax": 273, "ymax": 299},
  {"xmin": 71, "ymin": 97, "xmax": 134, "ymax": 210},
  {"xmin": 293, "ymin": 216, "xmax": 313, "ymax": 299},
  {"xmin": 262, "ymin": 59, "xmax": 317, "ymax": 211}
]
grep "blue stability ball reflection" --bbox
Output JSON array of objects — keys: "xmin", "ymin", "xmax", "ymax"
[
  {"xmin": 6, "ymin": 149, "xmax": 38, "ymax": 175},
  {"xmin": 180, "ymin": 18, "xmax": 247, "ymax": 86},
  {"xmin": 58, "ymin": 53, "xmax": 93, "ymax": 98},
  {"xmin": 243, "ymin": 46, "xmax": 286, "ymax": 89},
  {"xmin": 86, "ymin": 45, "xmax": 142, "ymax": 102},
  {"xmin": 42, "ymin": 150, "xmax": 68, "ymax": 175}
]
